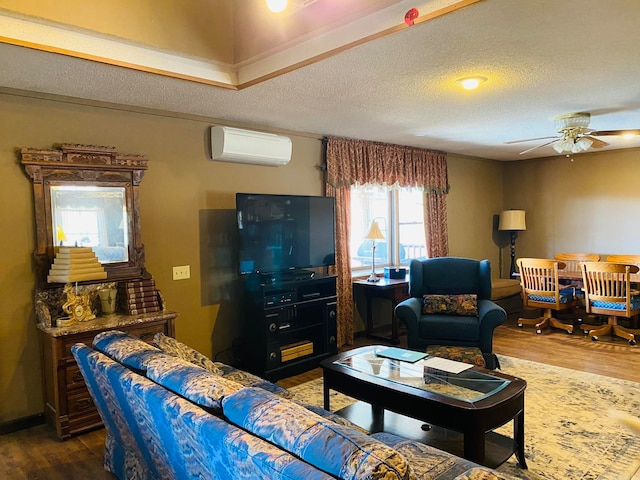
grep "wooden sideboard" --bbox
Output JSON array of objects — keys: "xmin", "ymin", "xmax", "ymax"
[{"xmin": 38, "ymin": 311, "xmax": 177, "ymax": 440}]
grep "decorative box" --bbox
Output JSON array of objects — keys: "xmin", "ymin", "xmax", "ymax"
[{"xmin": 384, "ymin": 267, "xmax": 406, "ymax": 279}]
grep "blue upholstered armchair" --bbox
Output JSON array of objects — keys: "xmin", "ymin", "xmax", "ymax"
[{"xmin": 394, "ymin": 257, "xmax": 506, "ymax": 369}]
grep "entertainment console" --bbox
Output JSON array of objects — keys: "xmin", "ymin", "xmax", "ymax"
[{"xmin": 242, "ymin": 274, "xmax": 338, "ymax": 380}]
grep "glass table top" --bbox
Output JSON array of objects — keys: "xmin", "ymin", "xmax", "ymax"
[{"xmin": 333, "ymin": 347, "xmax": 510, "ymax": 403}]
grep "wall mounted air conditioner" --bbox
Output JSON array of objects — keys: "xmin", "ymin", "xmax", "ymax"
[{"xmin": 210, "ymin": 126, "xmax": 292, "ymax": 166}]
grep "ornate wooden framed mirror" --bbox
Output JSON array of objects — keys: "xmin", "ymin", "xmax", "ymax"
[{"xmin": 21, "ymin": 144, "xmax": 149, "ymax": 287}]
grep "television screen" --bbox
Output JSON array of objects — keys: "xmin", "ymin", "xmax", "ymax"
[{"xmin": 236, "ymin": 193, "xmax": 336, "ymax": 275}]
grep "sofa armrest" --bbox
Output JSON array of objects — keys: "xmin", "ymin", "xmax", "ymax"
[
  {"xmin": 477, "ymin": 299, "xmax": 507, "ymax": 353},
  {"xmin": 395, "ymin": 297, "xmax": 422, "ymax": 342}
]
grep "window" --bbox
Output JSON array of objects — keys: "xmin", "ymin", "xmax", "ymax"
[{"xmin": 350, "ymin": 185, "xmax": 427, "ymax": 271}]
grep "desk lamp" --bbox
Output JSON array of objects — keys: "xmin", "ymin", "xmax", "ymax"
[
  {"xmin": 499, "ymin": 210, "xmax": 526, "ymax": 279},
  {"xmin": 364, "ymin": 220, "xmax": 385, "ymax": 282}
]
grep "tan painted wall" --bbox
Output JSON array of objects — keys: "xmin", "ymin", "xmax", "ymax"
[
  {"xmin": 0, "ymin": 90, "xmax": 323, "ymax": 423},
  {"xmin": 503, "ymin": 149, "xmax": 640, "ymax": 262},
  {"xmin": 447, "ymin": 154, "xmax": 506, "ymax": 277}
]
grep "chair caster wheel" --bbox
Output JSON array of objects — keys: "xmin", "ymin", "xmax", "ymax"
[
  {"xmin": 536, "ymin": 329, "xmax": 542, "ymax": 334},
  {"xmin": 517, "ymin": 323, "xmax": 523, "ymax": 328},
  {"xmin": 630, "ymin": 339, "xmax": 637, "ymax": 346},
  {"xmin": 421, "ymin": 423, "xmax": 431, "ymax": 431},
  {"xmin": 592, "ymin": 336, "xmax": 599, "ymax": 342},
  {"xmin": 567, "ymin": 330, "xmax": 573, "ymax": 334}
]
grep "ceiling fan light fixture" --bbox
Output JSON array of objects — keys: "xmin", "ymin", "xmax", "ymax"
[
  {"xmin": 455, "ymin": 76, "xmax": 487, "ymax": 90},
  {"xmin": 552, "ymin": 141, "xmax": 565, "ymax": 154},
  {"xmin": 555, "ymin": 112, "xmax": 591, "ymax": 132},
  {"xmin": 575, "ymin": 137, "xmax": 593, "ymax": 151}
]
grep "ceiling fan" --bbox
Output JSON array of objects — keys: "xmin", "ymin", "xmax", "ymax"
[{"xmin": 506, "ymin": 112, "xmax": 640, "ymax": 155}]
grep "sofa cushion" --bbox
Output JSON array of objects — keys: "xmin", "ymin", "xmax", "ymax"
[
  {"xmin": 490, "ymin": 279, "xmax": 521, "ymax": 300},
  {"xmin": 295, "ymin": 402, "xmax": 369, "ymax": 435},
  {"xmin": 371, "ymin": 432, "xmax": 484, "ymax": 479},
  {"xmin": 423, "ymin": 294, "xmax": 478, "ymax": 316},
  {"xmin": 152, "ymin": 333, "xmax": 223, "ymax": 374},
  {"xmin": 145, "ymin": 355, "xmax": 243, "ymax": 411},
  {"xmin": 93, "ymin": 330, "xmax": 162, "ymax": 371},
  {"xmin": 212, "ymin": 363, "xmax": 293, "ymax": 399},
  {"xmin": 153, "ymin": 332, "xmax": 292, "ymax": 398},
  {"xmin": 222, "ymin": 387, "xmax": 416, "ymax": 480}
]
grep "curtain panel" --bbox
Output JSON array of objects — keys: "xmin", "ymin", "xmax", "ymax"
[{"xmin": 324, "ymin": 136, "xmax": 449, "ymax": 347}]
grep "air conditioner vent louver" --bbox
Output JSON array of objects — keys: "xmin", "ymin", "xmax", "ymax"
[{"xmin": 210, "ymin": 126, "xmax": 292, "ymax": 166}]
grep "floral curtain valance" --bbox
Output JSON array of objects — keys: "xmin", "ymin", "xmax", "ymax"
[{"xmin": 325, "ymin": 137, "xmax": 449, "ymax": 193}]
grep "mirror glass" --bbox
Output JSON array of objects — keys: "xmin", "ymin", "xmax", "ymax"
[{"xmin": 50, "ymin": 185, "xmax": 129, "ymax": 263}]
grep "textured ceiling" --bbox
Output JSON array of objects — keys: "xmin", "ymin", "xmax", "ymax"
[{"xmin": 1, "ymin": 0, "xmax": 640, "ymax": 161}]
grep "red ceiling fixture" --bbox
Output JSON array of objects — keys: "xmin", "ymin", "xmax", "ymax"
[{"xmin": 404, "ymin": 8, "xmax": 419, "ymax": 26}]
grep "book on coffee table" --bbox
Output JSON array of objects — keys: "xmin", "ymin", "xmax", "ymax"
[{"xmin": 375, "ymin": 347, "xmax": 428, "ymax": 363}]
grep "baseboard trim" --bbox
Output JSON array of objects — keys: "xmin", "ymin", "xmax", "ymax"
[{"xmin": 0, "ymin": 413, "xmax": 45, "ymax": 435}]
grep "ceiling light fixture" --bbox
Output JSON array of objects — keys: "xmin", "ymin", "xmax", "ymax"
[
  {"xmin": 266, "ymin": 0, "xmax": 288, "ymax": 13},
  {"xmin": 552, "ymin": 136, "xmax": 593, "ymax": 154},
  {"xmin": 455, "ymin": 76, "xmax": 488, "ymax": 90},
  {"xmin": 551, "ymin": 113, "xmax": 595, "ymax": 154}
]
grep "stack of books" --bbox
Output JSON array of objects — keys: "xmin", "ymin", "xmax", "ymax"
[
  {"xmin": 118, "ymin": 278, "xmax": 160, "ymax": 315},
  {"xmin": 47, "ymin": 246, "xmax": 108, "ymax": 283}
]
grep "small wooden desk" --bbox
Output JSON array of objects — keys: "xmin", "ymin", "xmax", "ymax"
[{"xmin": 353, "ymin": 277, "xmax": 409, "ymax": 344}]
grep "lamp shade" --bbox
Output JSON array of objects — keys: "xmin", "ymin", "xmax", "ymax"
[
  {"xmin": 364, "ymin": 220, "xmax": 385, "ymax": 240},
  {"xmin": 47, "ymin": 247, "xmax": 107, "ymax": 283},
  {"xmin": 499, "ymin": 210, "xmax": 526, "ymax": 231}
]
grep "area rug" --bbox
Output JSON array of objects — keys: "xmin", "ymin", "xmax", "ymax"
[{"xmin": 288, "ymin": 355, "xmax": 640, "ymax": 480}]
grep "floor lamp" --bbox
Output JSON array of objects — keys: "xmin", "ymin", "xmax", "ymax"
[
  {"xmin": 498, "ymin": 210, "xmax": 526, "ymax": 279},
  {"xmin": 364, "ymin": 220, "xmax": 385, "ymax": 282}
]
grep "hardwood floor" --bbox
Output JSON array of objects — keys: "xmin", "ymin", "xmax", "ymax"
[
  {"xmin": 2, "ymin": 317, "xmax": 639, "ymax": 479},
  {"xmin": 279, "ymin": 316, "xmax": 640, "ymax": 387}
]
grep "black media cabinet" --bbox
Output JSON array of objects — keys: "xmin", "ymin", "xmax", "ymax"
[{"xmin": 242, "ymin": 274, "xmax": 338, "ymax": 380}]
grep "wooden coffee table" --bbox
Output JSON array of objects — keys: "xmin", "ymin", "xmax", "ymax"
[{"xmin": 321, "ymin": 346, "xmax": 527, "ymax": 469}]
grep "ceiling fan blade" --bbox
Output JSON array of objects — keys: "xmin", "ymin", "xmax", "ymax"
[
  {"xmin": 589, "ymin": 129, "xmax": 640, "ymax": 136},
  {"xmin": 505, "ymin": 136, "xmax": 559, "ymax": 145},
  {"xmin": 518, "ymin": 139, "xmax": 559, "ymax": 155},
  {"xmin": 584, "ymin": 136, "xmax": 609, "ymax": 148}
]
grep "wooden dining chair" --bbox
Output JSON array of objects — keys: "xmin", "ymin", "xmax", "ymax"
[
  {"xmin": 554, "ymin": 253, "xmax": 601, "ymax": 323},
  {"xmin": 606, "ymin": 254, "xmax": 640, "ymax": 267},
  {"xmin": 516, "ymin": 258, "xmax": 576, "ymax": 334},
  {"xmin": 554, "ymin": 253, "xmax": 601, "ymax": 273},
  {"xmin": 580, "ymin": 262, "xmax": 640, "ymax": 345}
]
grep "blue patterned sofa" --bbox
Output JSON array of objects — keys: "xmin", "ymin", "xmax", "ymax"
[{"xmin": 72, "ymin": 331, "xmax": 515, "ymax": 480}]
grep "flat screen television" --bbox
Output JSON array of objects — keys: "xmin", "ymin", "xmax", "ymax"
[{"xmin": 236, "ymin": 193, "xmax": 336, "ymax": 275}]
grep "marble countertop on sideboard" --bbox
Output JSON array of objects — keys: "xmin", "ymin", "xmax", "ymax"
[{"xmin": 37, "ymin": 310, "xmax": 179, "ymax": 337}]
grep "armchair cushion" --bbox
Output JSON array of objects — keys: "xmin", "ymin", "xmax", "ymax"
[
  {"xmin": 422, "ymin": 294, "xmax": 478, "ymax": 316},
  {"xmin": 395, "ymin": 258, "xmax": 506, "ymax": 370}
]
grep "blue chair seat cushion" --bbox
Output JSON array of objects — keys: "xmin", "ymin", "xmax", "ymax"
[
  {"xmin": 422, "ymin": 294, "xmax": 478, "ymax": 316},
  {"xmin": 528, "ymin": 288, "xmax": 574, "ymax": 304},
  {"xmin": 591, "ymin": 296, "xmax": 640, "ymax": 311}
]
